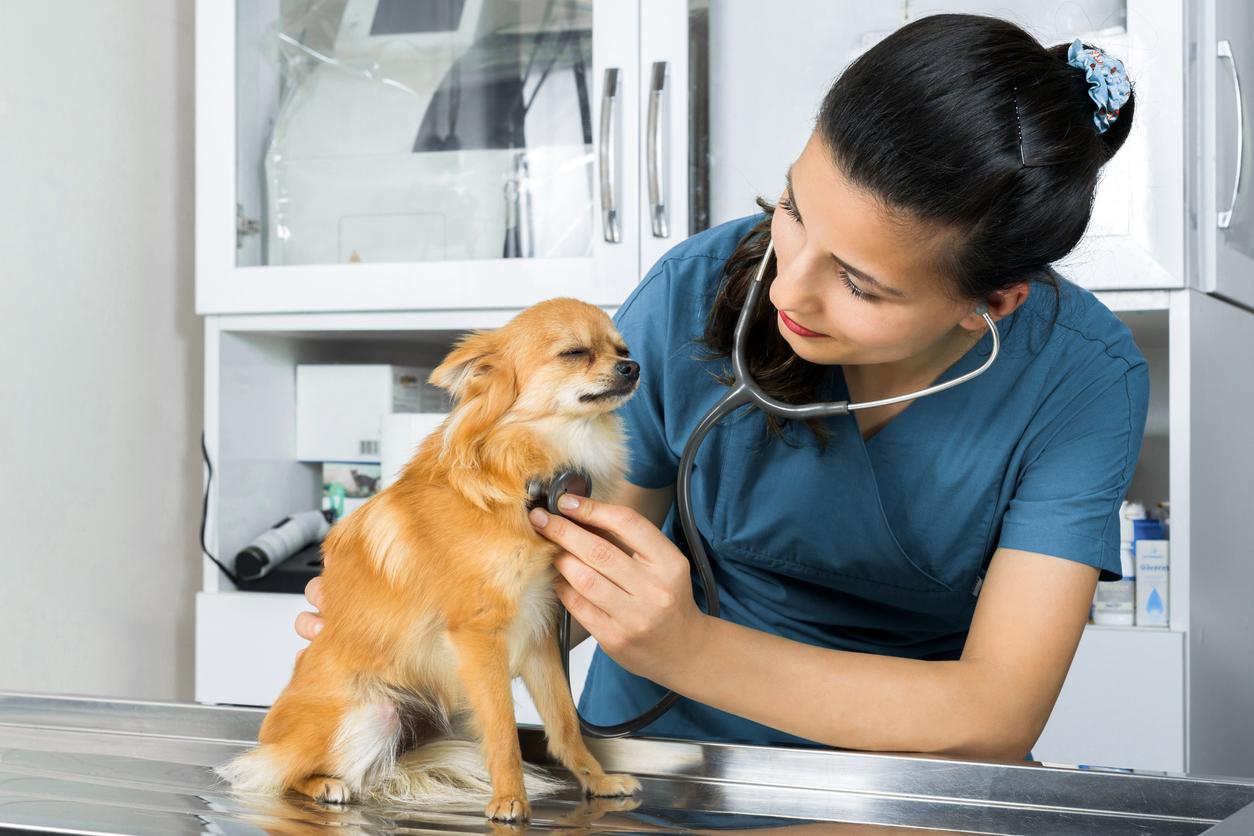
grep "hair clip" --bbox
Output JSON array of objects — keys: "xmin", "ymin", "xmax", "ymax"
[{"xmin": 1013, "ymin": 85, "xmax": 1051, "ymax": 168}]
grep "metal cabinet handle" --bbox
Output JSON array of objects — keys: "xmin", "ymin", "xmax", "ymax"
[
  {"xmin": 1218, "ymin": 40, "xmax": 1244, "ymax": 229},
  {"xmin": 647, "ymin": 61, "xmax": 669, "ymax": 238},
  {"xmin": 599, "ymin": 68, "xmax": 621, "ymax": 243}
]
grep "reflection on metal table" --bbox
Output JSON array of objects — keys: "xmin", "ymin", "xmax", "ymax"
[{"xmin": 1, "ymin": 691, "xmax": 1253, "ymax": 835}]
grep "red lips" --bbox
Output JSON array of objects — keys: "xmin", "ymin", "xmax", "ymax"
[{"xmin": 778, "ymin": 310, "xmax": 828, "ymax": 338}]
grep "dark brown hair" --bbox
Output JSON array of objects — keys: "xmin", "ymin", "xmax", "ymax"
[{"xmin": 699, "ymin": 14, "xmax": 1136, "ymax": 448}]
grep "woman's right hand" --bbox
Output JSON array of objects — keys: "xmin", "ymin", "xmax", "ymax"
[
  {"xmin": 295, "ymin": 576, "xmax": 325, "ymax": 641},
  {"xmin": 290, "ymin": 482, "xmax": 670, "ymax": 646}
]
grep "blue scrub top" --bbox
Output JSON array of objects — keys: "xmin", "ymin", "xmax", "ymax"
[{"xmin": 577, "ymin": 214, "xmax": 1150, "ymax": 748}]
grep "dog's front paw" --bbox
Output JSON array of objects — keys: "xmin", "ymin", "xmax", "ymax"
[
  {"xmin": 293, "ymin": 775, "xmax": 351, "ymax": 804},
  {"xmin": 485, "ymin": 794, "xmax": 531, "ymax": 822},
  {"xmin": 584, "ymin": 772, "xmax": 641, "ymax": 797}
]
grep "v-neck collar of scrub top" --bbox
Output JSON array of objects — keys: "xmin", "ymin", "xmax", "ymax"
[{"xmin": 829, "ymin": 316, "xmax": 1004, "ymax": 452}]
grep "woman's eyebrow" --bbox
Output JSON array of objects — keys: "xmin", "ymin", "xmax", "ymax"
[{"xmin": 784, "ymin": 165, "xmax": 908, "ymax": 299}]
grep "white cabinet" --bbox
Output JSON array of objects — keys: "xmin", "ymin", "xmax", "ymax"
[
  {"xmin": 196, "ymin": 312, "xmax": 607, "ymax": 724},
  {"xmin": 195, "ymin": 0, "xmax": 1254, "ymax": 780},
  {"xmin": 1194, "ymin": 0, "xmax": 1254, "ymax": 309},
  {"xmin": 196, "ymin": 0, "xmax": 642, "ymax": 314},
  {"xmin": 1034, "ymin": 286, "xmax": 1254, "ymax": 778},
  {"xmin": 1037, "ymin": 0, "xmax": 1254, "ymax": 775},
  {"xmin": 648, "ymin": 0, "xmax": 1185, "ymax": 292},
  {"xmin": 1180, "ymin": 0, "xmax": 1254, "ymax": 780}
]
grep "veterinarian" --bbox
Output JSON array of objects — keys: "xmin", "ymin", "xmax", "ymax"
[{"xmin": 297, "ymin": 14, "xmax": 1148, "ymax": 760}]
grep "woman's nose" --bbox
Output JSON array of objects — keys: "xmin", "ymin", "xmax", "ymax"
[{"xmin": 772, "ymin": 259, "xmax": 824, "ymax": 309}]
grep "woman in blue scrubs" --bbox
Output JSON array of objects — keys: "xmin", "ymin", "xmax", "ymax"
[{"xmin": 299, "ymin": 15, "xmax": 1149, "ymax": 760}]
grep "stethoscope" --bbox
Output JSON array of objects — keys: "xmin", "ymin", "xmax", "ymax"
[{"xmin": 558, "ymin": 237, "xmax": 1001, "ymax": 738}]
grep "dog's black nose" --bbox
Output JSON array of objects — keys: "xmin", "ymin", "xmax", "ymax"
[{"xmin": 614, "ymin": 360, "xmax": 639, "ymax": 381}]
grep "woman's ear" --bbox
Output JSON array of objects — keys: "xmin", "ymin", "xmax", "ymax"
[
  {"xmin": 963, "ymin": 282, "xmax": 1031, "ymax": 330},
  {"xmin": 429, "ymin": 330, "xmax": 497, "ymax": 403}
]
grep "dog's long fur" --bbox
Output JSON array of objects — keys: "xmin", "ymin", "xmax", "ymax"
[{"xmin": 215, "ymin": 299, "xmax": 642, "ymax": 821}]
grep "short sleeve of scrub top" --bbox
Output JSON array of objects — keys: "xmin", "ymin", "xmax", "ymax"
[{"xmin": 577, "ymin": 214, "xmax": 1151, "ymax": 748}]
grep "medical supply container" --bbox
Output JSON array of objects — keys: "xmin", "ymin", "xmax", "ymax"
[
  {"xmin": 1134, "ymin": 518, "xmax": 1169, "ymax": 627},
  {"xmin": 1092, "ymin": 500, "xmax": 1143, "ymax": 625}
]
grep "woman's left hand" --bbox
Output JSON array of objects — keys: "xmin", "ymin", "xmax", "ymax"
[{"xmin": 529, "ymin": 495, "xmax": 708, "ymax": 683}]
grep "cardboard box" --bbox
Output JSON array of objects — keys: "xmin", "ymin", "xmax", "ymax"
[
  {"xmin": 296, "ymin": 365, "xmax": 434, "ymax": 462},
  {"xmin": 381, "ymin": 412, "xmax": 448, "ymax": 488}
]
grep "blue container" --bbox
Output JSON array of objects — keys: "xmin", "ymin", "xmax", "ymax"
[{"xmin": 1133, "ymin": 518, "xmax": 1164, "ymax": 541}]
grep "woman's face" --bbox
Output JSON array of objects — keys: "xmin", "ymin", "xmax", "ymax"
[{"xmin": 768, "ymin": 132, "xmax": 988, "ymax": 368}]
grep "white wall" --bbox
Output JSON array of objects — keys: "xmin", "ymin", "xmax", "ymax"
[{"xmin": 0, "ymin": 1, "xmax": 200, "ymax": 700}]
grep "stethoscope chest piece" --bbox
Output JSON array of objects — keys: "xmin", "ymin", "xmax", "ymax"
[
  {"xmin": 547, "ymin": 469, "xmax": 592, "ymax": 514},
  {"xmin": 527, "ymin": 468, "xmax": 593, "ymax": 515}
]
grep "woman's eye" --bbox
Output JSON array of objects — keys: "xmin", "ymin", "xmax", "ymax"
[
  {"xmin": 559, "ymin": 348, "xmax": 589, "ymax": 359},
  {"xmin": 840, "ymin": 271, "xmax": 875, "ymax": 302},
  {"xmin": 780, "ymin": 194, "xmax": 803, "ymax": 224}
]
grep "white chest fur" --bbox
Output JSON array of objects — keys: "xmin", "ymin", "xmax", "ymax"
[{"xmin": 532, "ymin": 415, "xmax": 627, "ymax": 499}]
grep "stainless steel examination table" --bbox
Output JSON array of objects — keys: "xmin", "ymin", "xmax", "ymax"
[{"xmin": 2, "ymin": 692, "xmax": 1253, "ymax": 835}]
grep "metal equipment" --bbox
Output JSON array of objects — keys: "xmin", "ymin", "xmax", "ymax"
[{"xmin": 1, "ymin": 691, "xmax": 1252, "ymax": 834}]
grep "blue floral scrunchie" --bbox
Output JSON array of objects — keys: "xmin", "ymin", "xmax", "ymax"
[{"xmin": 1067, "ymin": 38, "xmax": 1132, "ymax": 134}]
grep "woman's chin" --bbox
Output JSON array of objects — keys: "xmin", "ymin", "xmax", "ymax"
[{"xmin": 778, "ymin": 321, "xmax": 842, "ymax": 364}]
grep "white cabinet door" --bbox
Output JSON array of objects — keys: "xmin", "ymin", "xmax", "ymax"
[
  {"xmin": 197, "ymin": 588, "xmax": 603, "ymax": 722},
  {"xmin": 1034, "ymin": 627, "xmax": 1184, "ymax": 773},
  {"xmin": 647, "ymin": 1, "xmax": 1184, "ymax": 291},
  {"xmin": 1183, "ymin": 289, "xmax": 1254, "ymax": 780},
  {"xmin": 196, "ymin": 591, "xmax": 311, "ymax": 706},
  {"xmin": 196, "ymin": 0, "xmax": 641, "ymax": 314},
  {"xmin": 1200, "ymin": 0, "xmax": 1254, "ymax": 308}
]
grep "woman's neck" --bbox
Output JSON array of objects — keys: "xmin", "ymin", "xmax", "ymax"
[{"xmin": 841, "ymin": 325, "xmax": 985, "ymax": 440}]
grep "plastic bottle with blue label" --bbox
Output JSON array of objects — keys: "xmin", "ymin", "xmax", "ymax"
[{"xmin": 1092, "ymin": 501, "xmax": 1143, "ymax": 625}]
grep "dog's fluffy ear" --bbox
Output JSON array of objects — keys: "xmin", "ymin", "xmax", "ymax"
[
  {"xmin": 431, "ymin": 330, "xmax": 523, "ymax": 495},
  {"xmin": 429, "ymin": 330, "xmax": 497, "ymax": 403}
]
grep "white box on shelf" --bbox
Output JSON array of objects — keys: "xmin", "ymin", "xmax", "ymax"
[
  {"xmin": 296, "ymin": 365, "xmax": 433, "ymax": 463},
  {"xmin": 1135, "ymin": 540, "xmax": 1170, "ymax": 627},
  {"xmin": 381, "ymin": 412, "xmax": 448, "ymax": 488}
]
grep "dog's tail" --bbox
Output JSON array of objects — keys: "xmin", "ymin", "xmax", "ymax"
[
  {"xmin": 365, "ymin": 738, "xmax": 568, "ymax": 807},
  {"xmin": 214, "ymin": 745, "xmax": 297, "ymax": 796}
]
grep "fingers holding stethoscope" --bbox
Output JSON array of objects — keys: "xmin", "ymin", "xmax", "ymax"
[
  {"xmin": 529, "ymin": 494, "xmax": 704, "ymax": 675},
  {"xmin": 529, "ymin": 499, "xmax": 645, "ymax": 599},
  {"xmin": 544, "ymin": 493, "xmax": 675, "ymax": 561}
]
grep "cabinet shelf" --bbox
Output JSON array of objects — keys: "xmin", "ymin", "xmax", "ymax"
[{"xmin": 1085, "ymin": 624, "xmax": 1184, "ymax": 635}]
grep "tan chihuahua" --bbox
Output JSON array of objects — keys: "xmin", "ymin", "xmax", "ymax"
[{"xmin": 216, "ymin": 298, "xmax": 642, "ymax": 821}]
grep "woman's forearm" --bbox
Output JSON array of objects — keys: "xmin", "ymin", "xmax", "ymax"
[{"xmin": 653, "ymin": 614, "xmax": 1033, "ymax": 758}]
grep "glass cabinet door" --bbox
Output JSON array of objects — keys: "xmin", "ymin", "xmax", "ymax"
[
  {"xmin": 649, "ymin": 0, "xmax": 1183, "ymax": 292},
  {"xmin": 239, "ymin": 0, "xmax": 597, "ymax": 268},
  {"xmin": 199, "ymin": 0, "xmax": 640, "ymax": 314}
]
